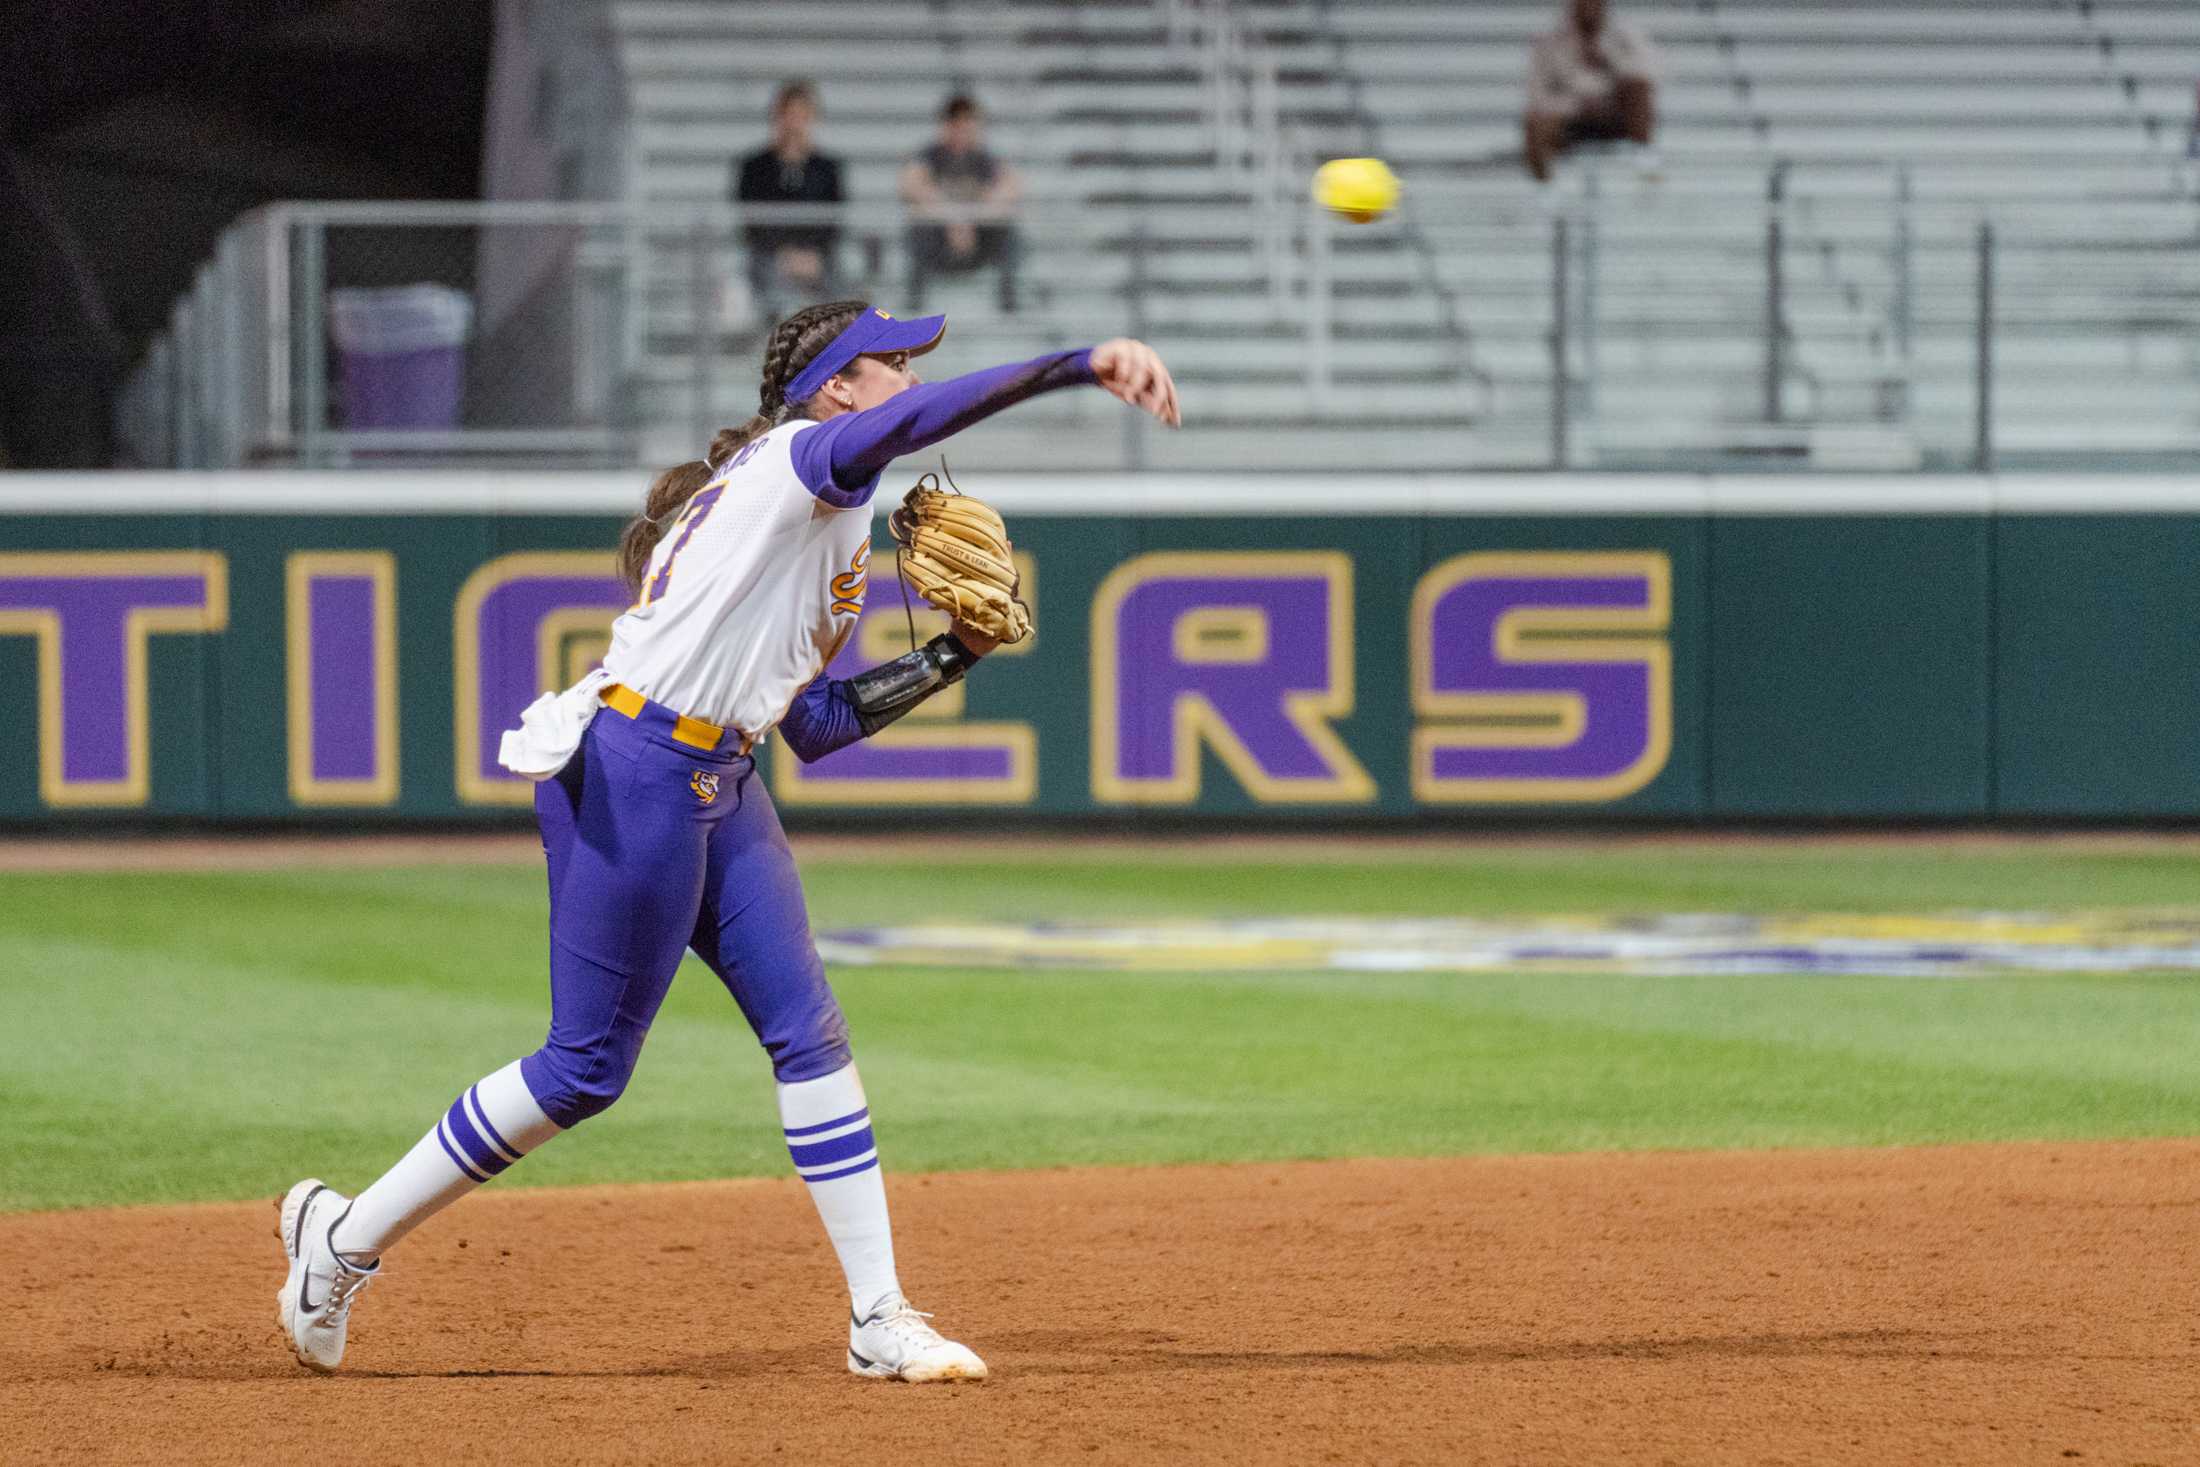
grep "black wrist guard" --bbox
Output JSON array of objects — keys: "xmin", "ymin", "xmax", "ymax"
[{"xmin": 849, "ymin": 633, "xmax": 979, "ymax": 736}]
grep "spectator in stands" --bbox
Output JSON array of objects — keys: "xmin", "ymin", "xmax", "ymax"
[
  {"xmin": 900, "ymin": 94, "xmax": 1023, "ymax": 313},
  {"xmin": 732, "ymin": 80, "xmax": 846, "ymax": 312},
  {"xmin": 1524, "ymin": 0, "xmax": 1659, "ymax": 182}
]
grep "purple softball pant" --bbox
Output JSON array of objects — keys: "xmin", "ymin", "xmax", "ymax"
[{"xmin": 516, "ymin": 700, "xmax": 852, "ymax": 1128}]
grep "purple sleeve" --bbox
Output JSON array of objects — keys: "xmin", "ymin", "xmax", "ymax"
[
  {"xmin": 789, "ymin": 348, "xmax": 1098, "ymax": 506},
  {"xmin": 775, "ymin": 673, "xmax": 867, "ymax": 763}
]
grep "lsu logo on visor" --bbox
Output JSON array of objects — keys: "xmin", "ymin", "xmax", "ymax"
[{"xmin": 690, "ymin": 770, "xmax": 720, "ymax": 805}]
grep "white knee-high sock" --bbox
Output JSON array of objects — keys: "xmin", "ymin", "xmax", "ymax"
[
  {"xmin": 780, "ymin": 1063, "xmax": 900, "ymax": 1318},
  {"xmin": 331, "ymin": 1060, "xmax": 560, "ymax": 1262}
]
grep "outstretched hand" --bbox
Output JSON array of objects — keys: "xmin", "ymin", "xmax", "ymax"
[{"xmin": 1091, "ymin": 338, "xmax": 1182, "ymax": 427}]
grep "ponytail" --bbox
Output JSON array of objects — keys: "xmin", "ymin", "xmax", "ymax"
[
  {"xmin": 617, "ymin": 459, "xmax": 714, "ymax": 594},
  {"xmin": 621, "ymin": 298, "xmax": 871, "ymax": 594}
]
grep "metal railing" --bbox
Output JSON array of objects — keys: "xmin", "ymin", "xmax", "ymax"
[
  {"xmin": 121, "ymin": 176, "xmax": 2200, "ymax": 474},
  {"xmin": 1166, "ymin": 0, "xmax": 1316, "ymax": 349}
]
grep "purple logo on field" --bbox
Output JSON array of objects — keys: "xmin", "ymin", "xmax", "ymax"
[
  {"xmin": 1410, "ymin": 551, "xmax": 1671, "ymax": 803},
  {"xmin": 774, "ymin": 542, "xmax": 1034, "ymax": 805},
  {"xmin": 0, "ymin": 552, "xmax": 228, "ymax": 807},
  {"xmin": 1090, "ymin": 552, "xmax": 1374, "ymax": 804},
  {"xmin": 454, "ymin": 553, "xmax": 628, "ymax": 804}
]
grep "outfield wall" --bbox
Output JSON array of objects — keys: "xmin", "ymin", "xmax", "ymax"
[{"xmin": 0, "ymin": 473, "xmax": 2192, "ymax": 824}]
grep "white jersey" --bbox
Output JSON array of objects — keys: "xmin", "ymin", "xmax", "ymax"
[{"xmin": 600, "ymin": 420, "xmax": 870, "ymax": 740}]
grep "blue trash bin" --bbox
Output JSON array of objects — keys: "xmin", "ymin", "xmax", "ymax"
[{"xmin": 328, "ymin": 285, "xmax": 473, "ymax": 431}]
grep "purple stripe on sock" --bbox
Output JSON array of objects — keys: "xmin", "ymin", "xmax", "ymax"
[
  {"xmin": 467, "ymin": 1085, "xmax": 519, "ymax": 1159},
  {"xmin": 801, "ymin": 1155, "xmax": 881, "ymax": 1183},
  {"xmin": 435, "ymin": 1121, "xmax": 492, "ymax": 1184},
  {"xmin": 788, "ymin": 1126, "xmax": 876, "ymax": 1170},
  {"xmin": 443, "ymin": 1098, "xmax": 509, "ymax": 1176},
  {"xmin": 783, "ymin": 1106, "xmax": 868, "ymax": 1139}
]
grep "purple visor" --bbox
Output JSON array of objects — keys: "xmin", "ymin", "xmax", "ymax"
[{"xmin": 782, "ymin": 307, "xmax": 948, "ymax": 405}]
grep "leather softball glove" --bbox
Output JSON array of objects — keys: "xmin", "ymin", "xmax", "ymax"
[{"xmin": 887, "ymin": 476, "xmax": 1032, "ymax": 645}]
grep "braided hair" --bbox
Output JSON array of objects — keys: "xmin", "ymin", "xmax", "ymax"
[{"xmin": 617, "ymin": 299, "xmax": 870, "ymax": 592}]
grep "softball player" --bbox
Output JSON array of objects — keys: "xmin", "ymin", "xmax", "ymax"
[{"xmin": 276, "ymin": 300, "xmax": 1180, "ymax": 1381}]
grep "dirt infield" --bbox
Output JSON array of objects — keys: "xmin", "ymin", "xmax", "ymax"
[{"xmin": 5, "ymin": 1145, "xmax": 2196, "ymax": 1465}]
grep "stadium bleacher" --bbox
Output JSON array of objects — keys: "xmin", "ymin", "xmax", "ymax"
[
  {"xmin": 593, "ymin": 0, "xmax": 2197, "ymax": 471},
  {"xmin": 135, "ymin": 0, "xmax": 2200, "ymax": 471}
]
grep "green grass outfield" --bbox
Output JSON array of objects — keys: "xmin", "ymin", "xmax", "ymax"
[{"xmin": 5, "ymin": 843, "xmax": 2199, "ymax": 1212}]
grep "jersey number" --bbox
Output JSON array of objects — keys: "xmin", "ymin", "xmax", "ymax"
[{"xmin": 641, "ymin": 484, "xmax": 727, "ymax": 606}]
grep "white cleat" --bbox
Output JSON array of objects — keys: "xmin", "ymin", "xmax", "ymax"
[
  {"xmin": 274, "ymin": 1178, "xmax": 379, "ymax": 1374},
  {"xmin": 847, "ymin": 1295, "xmax": 988, "ymax": 1383}
]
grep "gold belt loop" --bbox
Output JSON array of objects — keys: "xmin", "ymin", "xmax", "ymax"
[
  {"xmin": 667, "ymin": 712, "xmax": 724, "ymax": 751},
  {"xmin": 601, "ymin": 682, "xmax": 732, "ymax": 752}
]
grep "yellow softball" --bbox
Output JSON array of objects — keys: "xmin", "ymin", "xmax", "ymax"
[{"xmin": 1312, "ymin": 157, "xmax": 1401, "ymax": 223}]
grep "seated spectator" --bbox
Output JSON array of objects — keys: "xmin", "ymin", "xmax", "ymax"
[
  {"xmin": 1524, "ymin": 0, "xmax": 1659, "ymax": 183},
  {"xmin": 731, "ymin": 80, "xmax": 845, "ymax": 311},
  {"xmin": 899, "ymin": 94, "xmax": 1023, "ymax": 313}
]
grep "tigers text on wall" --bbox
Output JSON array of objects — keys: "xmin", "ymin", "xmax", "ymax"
[
  {"xmin": 2, "ymin": 476, "xmax": 2187, "ymax": 822},
  {"xmin": 0, "ymin": 546, "xmax": 1670, "ymax": 812}
]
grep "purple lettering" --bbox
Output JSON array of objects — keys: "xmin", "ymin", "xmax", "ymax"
[
  {"xmin": 1092, "ymin": 552, "xmax": 1374, "ymax": 804},
  {"xmin": 1411, "ymin": 551, "xmax": 1671, "ymax": 803},
  {"xmin": 286, "ymin": 552, "xmax": 398, "ymax": 805},
  {"xmin": 0, "ymin": 552, "xmax": 227, "ymax": 807}
]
